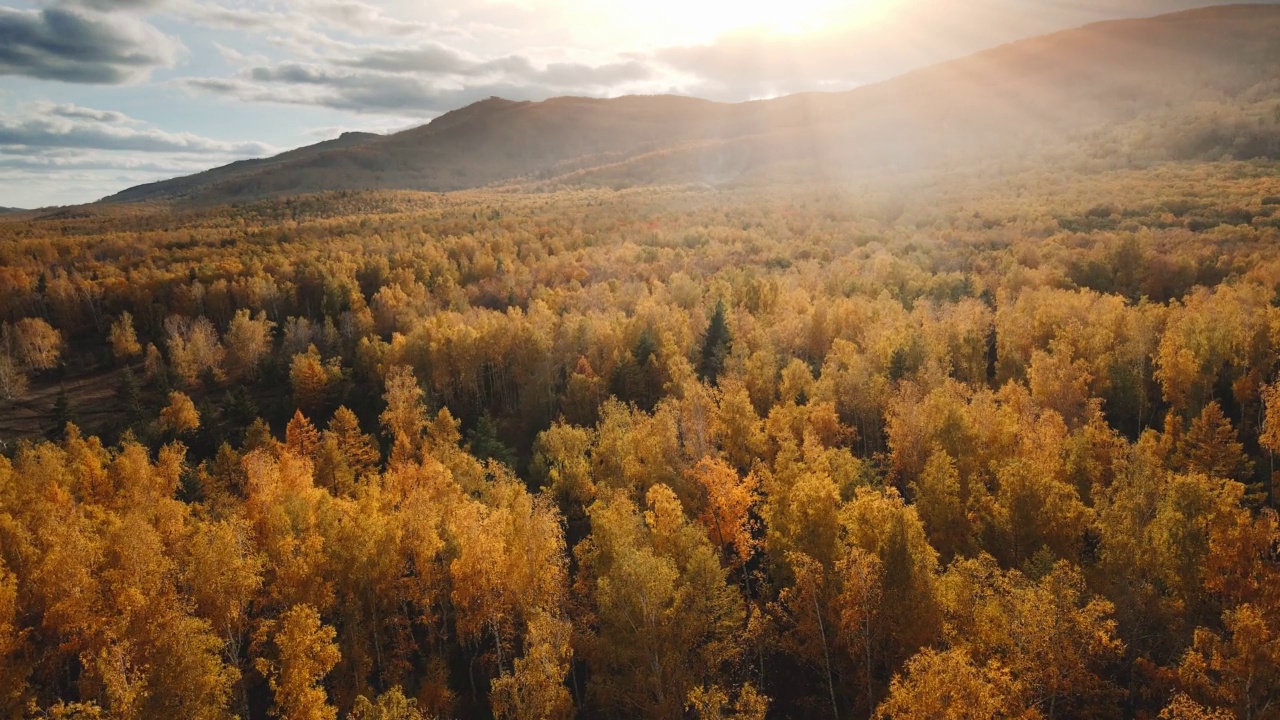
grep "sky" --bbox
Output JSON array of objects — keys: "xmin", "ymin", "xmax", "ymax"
[{"xmin": 0, "ymin": 0, "xmax": 1270, "ymax": 207}]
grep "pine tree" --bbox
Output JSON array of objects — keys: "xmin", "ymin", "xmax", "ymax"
[
  {"xmin": 699, "ymin": 300, "xmax": 733, "ymax": 385},
  {"xmin": 50, "ymin": 386, "xmax": 73, "ymax": 438},
  {"xmin": 118, "ymin": 366, "xmax": 144, "ymax": 423},
  {"xmin": 466, "ymin": 413, "xmax": 516, "ymax": 468}
]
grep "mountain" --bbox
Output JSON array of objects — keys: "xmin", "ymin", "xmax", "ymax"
[
  {"xmin": 107, "ymin": 131, "xmax": 379, "ymax": 203},
  {"xmin": 0, "ymin": 207, "xmax": 23, "ymax": 214},
  {"xmin": 104, "ymin": 4, "xmax": 1280, "ymax": 204}
]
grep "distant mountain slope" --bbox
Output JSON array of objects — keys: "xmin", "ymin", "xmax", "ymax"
[
  {"xmin": 106, "ymin": 131, "xmax": 380, "ymax": 203},
  {"xmin": 553, "ymin": 3, "xmax": 1280, "ymax": 187},
  {"xmin": 104, "ymin": 4, "xmax": 1280, "ymax": 204},
  {"xmin": 0, "ymin": 208, "xmax": 23, "ymax": 214}
]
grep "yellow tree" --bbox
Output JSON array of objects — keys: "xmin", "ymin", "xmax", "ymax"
[
  {"xmin": 876, "ymin": 648, "xmax": 1040, "ymax": 720},
  {"xmin": 778, "ymin": 358, "xmax": 815, "ymax": 405},
  {"xmin": 223, "ymin": 309, "xmax": 276, "ymax": 382},
  {"xmin": 687, "ymin": 684, "xmax": 769, "ymax": 720},
  {"xmin": 449, "ymin": 476, "xmax": 568, "ymax": 684},
  {"xmin": 835, "ymin": 547, "xmax": 883, "ymax": 717},
  {"xmin": 255, "ymin": 604, "xmax": 340, "ymax": 720},
  {"xmin": 1159, "ymin": 694, "xmax": 1234, "ymax": 720},
  {"xmin": 992, "ymin": 456, "xmax": 1090, "ymax": 566},
  {"xmin": 379, "ymin": 365, "xmax": 426, "ymax": 467},
  {"xmin": 0, "ymin": 560, "xmax": 27, "ymax": 717},
  {"xmin": 772, "ymin": 551, "xmax": 841, "ymax": 720},
  {"xmin": 183, "ymin": 517, "xmax": 263, "ymax": 666},
  {"xmin": 576, "ymin": 488, "xmax": 743, "ymax": 719},
  {"xmin": 1260, "ymin": 380, "xmax": 1280, "ymax": 500},
  {"xmin": 762, "ymin": 466, "xmax": 842, "ymax": 572},
  {"xmin": 3, "ymin": 317, "xmax": 62, "ymax": 371},
  {"xmin": 0, "ymin": 351, "xmax": 27, "ymax": 401},
  {"xmin": 842, "ymin": 487, "xmax": 941, "ymax": 667},
  {"xmin": 325, "ymin": 407, "xmax": 380, "ymax": 478},
  {"xmin": 1094, "ymin": 445, "xmax": 1267, "ymax": 672},
  {"xmin": 490, "ymin": 612, "xmax": 574, "ymax": 720},
  {"xmin": 143, "ymin": 343, "xmax": 166, "ymax": 383},
  {"xmin": 713, "ymin": 379, "xmax": 767, "ymax": 473},
  {"xmin": 165, "ymin": 315, "xmax": 225, "ymax": 387},
  {"xmin": 349, "ymin": 687, "xmax": 426, "ymax": 720},
  {"xmin": 285, "ymin": 411, "xmax": 321, "ymax": 462},
  {"xmin": 159, "ymin": 391, "xmax": 200, "ymax": 436},
  {"xmin": 938, "ymin": 556, "xmax": 1124, "ymax": 719},
  {"xmin": 910, "ymin": 448, "xmax": 971, "ymax": 561},
  {"xmin": 241, "ymin": 449, "xmax": 333, "ymax": 614},
  {"xmin": 290, "ymin": 345, "xmax": 339, "ymax": 417},
  {"xmin": 688, "ymin": 456, "xmax": 758, "ymax": 568},
  {"xmin": 1027, "ymin": 349, "xmax": 1094, "ymax": 430},
  {"xmin": 1175, "ymin": 401, "xmax": 1253, "ymax": 483},
  {"xmin": 109, "ymin": 312, "xmax": 142, "ymax": 362},
  {"xmin": 1178, "ymin": 604, "xmax": 1280, "ymax": 720},
  {"xmin": 531, "ymin": 422, "xmax": 596, "ymax": 520},
  {"xmin": 322, "ymin": 488, "xmax": 414, "ymax": 709}
]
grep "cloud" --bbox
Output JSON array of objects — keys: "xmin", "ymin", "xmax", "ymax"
[
  {"xmin": 337, "ymin": 44, "xmax": 480, "ymax": 75},
  {"xmin": 0, "ymin": 104, "xmax": 275, "ymax": 154},
  {"xmin": 39, "ymin": 102, "xmax": 136, "ymax": 124},
  {"xmin": 0, "ymin": 155, "xmax": 218, "ymax": 207},
  {"xmin": 303, "ymin": 0, "xmax": 432, "ymax": 37},
  {"xmin": 212, "ymin": 41, "xmax": 268, "ymax": 67},
  {"xmin": 0, "ymin": 6, "xmax": 178, "ymax": 84},
  {"xmin": 189, "ymin": 4, "xmax": 297, "ymax": 31},
  {"xmin": 184, "ymin": 70, "xmax": 550, "ymax": 114},
  {"xmin": 74, "ymin": 0, "xmax": 169, "ymax": 12},
  {"xmin": 171, "ymin": 1, "xmax": 660, "ymax": 116},
  {"xmin": 0, "ymin": 153, "xmax": 212, "ymax": 174},
  {"xmin": 534, "ymin": 60, "xmax": 652, "ymax": 87},
  {"xmin": 184, "ymin": 37, "xmax": 661, "ymax": 114},
  {"xmin": 654, "ymin": 31, "xmax": 918, "ymax": 100},
  {"xmin": 174, "ymin": 0, "xmax": 446, "ymax": 44},
  {"xmin": 0, "ymin": 102, "xmax": 279, "ymax": 206},
  {"xmin": 338, "ymin": 45, "xmax": 652, "ymax": 86}
]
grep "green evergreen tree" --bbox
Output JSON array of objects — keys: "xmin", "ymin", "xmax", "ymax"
[
  {"xmin": 118, "ymin": 367, "xmax": 144, "ymax": 423},
  {"xmin": 698, "ymin": 299, "xmax": 732, "ymax": 385},
  {"xmin": 466, "ymin": 413, "xmax": 516, "ymax": 468},
  {"xmin": 222, "ymin": 385, "xmax": 260, "ymax": 427},
  {"xmin": 50, "ymin": 386, "xmax": 73, "ymax": 438}
]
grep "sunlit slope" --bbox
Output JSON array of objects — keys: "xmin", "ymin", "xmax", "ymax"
[
  {"xmin": 104, "ymin": 4, "xmax": 1280, "ymax": 203},
  {"xmin": 555, "ymin": 3, "xmax": 1280, "ymax": 188}
]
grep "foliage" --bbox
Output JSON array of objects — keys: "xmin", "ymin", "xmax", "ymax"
[{"xmin": 1, "ymin": 161, "xmax": 1280, "ymax": 718}]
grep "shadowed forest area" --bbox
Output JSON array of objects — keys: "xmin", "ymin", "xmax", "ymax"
[{"xmin": 3, "ymin": 156, "xmax": 1280, "ymax": 719}]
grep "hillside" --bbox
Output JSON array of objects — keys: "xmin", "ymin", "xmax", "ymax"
[
  {"xmin": 104, "ymin": 4, "xmax": 1280, "ymax": 203},
  {"xmin": 105, "ymin": 131, "xmax": 380, "ymax": 203}
]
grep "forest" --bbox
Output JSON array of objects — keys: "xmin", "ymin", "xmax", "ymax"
[{"xmin": 3, "ymin": 157, "xmax": 1280, "ymax": 719}]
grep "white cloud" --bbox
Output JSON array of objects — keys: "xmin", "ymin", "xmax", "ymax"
[{"xmin": 0, "ymin": 105, "xmax": 276, "ymax": 154}]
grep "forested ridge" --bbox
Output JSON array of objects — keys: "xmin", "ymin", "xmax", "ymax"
[{"xmin": 3, "ymin": 158, "xmax": 1280, "ymax": 720}]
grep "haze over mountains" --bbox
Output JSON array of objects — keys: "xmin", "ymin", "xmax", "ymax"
[{"xmin": 105, "ymin": 4, "xmax": 1280, "ymax": 205}]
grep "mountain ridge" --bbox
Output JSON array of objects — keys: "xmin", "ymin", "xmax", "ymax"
[{"xmin": 102, "ymin": 4, "xmax": 1280, "ymax": 204}]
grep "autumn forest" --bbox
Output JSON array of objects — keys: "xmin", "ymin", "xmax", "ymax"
[{"xmin": 0, "ymin": 152, "xmax": 1278, "ymax": 720}]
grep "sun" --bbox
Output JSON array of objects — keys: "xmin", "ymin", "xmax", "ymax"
[{"xmin": 633, "ymin": 0, "xmax": 889, "ymax": 42}]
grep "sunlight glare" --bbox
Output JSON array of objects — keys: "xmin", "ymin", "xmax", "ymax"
[{"xmin": 636, "ymin": 0, "xmax": 891, "ymax": 42}]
